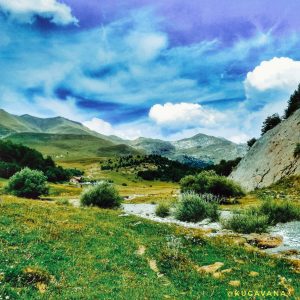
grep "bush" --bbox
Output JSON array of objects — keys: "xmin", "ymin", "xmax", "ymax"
[
  {"xmin": 174, "ymin": 192, "xmax": 220, "ymax": 222},
  {"xmin": 261, "ymin": 113, "xmax": 281, "ymax": 135},
  {"xmin": 294, "ymin": 143, "xmax": 300, "ymax": 157},
  {"xmin": 80, "ymin": 182, "xmax": 122, "ymax": 208},
  {"xmin": 6, "ymin": 168, "xmax": 48, "ymax": 199},
  {"xmin": 180, "ymin": 171, "xmax": 244, "ymax": 198},
  {"xmin": 223, "ymin": 212, "xmax": 269, "ymax": 234},
  {"xmin": 259, "ymin": 200, "xmax": 300, "ymax": 225},
  {"xmin": 223, "ymin": 200, "xmax": 300, "ymax": 233},
  {"xmin": 155, "ymin": 203, "xmax": 171, "ymax": 218},
  {"xmin": 247, "ymin": 138, "xmax": 257, "ymax": 148}
]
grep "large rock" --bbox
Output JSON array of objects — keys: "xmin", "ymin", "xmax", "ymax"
[{"xmin": 230, "ymin": 109, "xmax": 300, "ymax": 191}]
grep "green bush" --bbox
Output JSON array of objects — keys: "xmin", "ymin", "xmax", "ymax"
[
  {"xmin": 223, "ymin": 212, "xmax": 269, "ymax": 234},
  {"xmin": 180, "ymin": 171, "xmax": 244, "ymax": 198},
  {"xmin": 6, "ymin": 168, "xmax": 48, "ymax": 199},
  {"xmin": 80, "ymin": 182, "xmax": 122, "ymax": 208},
  {"xmin": 155, "ymin": 203, "xmax": 171, "ymax": 218},
  {"xmin": 174, "ymin": 192, "xmax": 220, "ymax": 222},
  {"xmin": 223, "ymin": 200, "xmax": 300, "ymax": 234},
  {"xmin": 259, "ymin": 200, "xmax": 300, "ymax": 225}
]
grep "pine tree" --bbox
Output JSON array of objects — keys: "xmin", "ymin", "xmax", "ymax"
[
  {"xmin": 261, "ymin": 114, "xmax": 281, "ymax": 135},
  {"xmin": 284, "ymin": 84, "xmax": 300, "ymax": 119}
]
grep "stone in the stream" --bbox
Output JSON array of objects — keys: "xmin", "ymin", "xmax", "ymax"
[{"xmin": 246, "ymin": 234, "xmax": 283, "ymax": 249}]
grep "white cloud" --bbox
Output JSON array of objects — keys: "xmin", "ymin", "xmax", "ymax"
[
  {"xmin": 0, "ymin": 0, "xmax": 78, "ymax": 25},
  {"xmin": 149, "ymin": 102, "xmax": 225, "ymax": 129},
  {"xmin": 83, "ymin": 117, "xmax": 163, "ymax": 140},
  {"xmin": 126, "ymin": 32, "xmax": 168, "ymax": 61},
  {"xmin": 240, "ymin": 57, "xmax": 300, "ymax": 137},
  {"xmin": 83, "ymin": 118, "xmax": 115, "ymax": 136},
  {"xmin": 245, "ymin": 57, "xmax": 300, "ymax": 96}
]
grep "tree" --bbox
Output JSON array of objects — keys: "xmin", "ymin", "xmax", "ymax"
[
  {"xmin": 284, "ymin": 84, "xmax": 300, "ymax": 119},
  {"xmin": 6, "ymin": 168, "xmax": 49, "ymax": 199},
  {"xmin": 261, "ymin": 114, "xmax": 281, "ymax": 135},
  {"xmin": 247, "ymin": 138, "xmax": 257, "ymax": 148}
]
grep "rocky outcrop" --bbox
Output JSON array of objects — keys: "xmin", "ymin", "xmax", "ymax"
[{"xmin": 230, "ymin": 109, "xmax": 300, "ymax": 191}]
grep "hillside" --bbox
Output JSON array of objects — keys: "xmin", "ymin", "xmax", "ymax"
[
  {"xmin": 230, "ymin": 109, "xmax": 300, "ymax": 191},
  {"xmin": 1, "ymin": 196, "xmax": 298, "ymax": 299},
  {"xmin": 5, "ymin": 133, "xmax": 139, "ymax": 159},
  {"xmin": 0, "ymin": 109, "xmax": 246, "ymax": 164},
  {"xmin": 0, "ymin": 110, "xmax": 108, "ymax": 139}
]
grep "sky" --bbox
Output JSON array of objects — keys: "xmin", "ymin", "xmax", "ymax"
[{"xmin": 1, "ymin": 0, "xmax": 300, "ymax": 143}]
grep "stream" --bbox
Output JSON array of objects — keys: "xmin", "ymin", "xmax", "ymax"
[{"xmin": 122, "ymin": 204, "xmax": 300, "ymax": 256}]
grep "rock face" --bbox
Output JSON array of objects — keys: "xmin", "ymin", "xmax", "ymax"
[{"xmin": 230, "ymin": 109, "xmax": 300, "ymax": 191}]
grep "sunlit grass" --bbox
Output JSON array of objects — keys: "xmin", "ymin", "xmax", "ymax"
[{"xmin": 0, "ymin": 196, "xmax": 299, "ymax": 299}]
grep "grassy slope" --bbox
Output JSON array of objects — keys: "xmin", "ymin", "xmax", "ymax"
[
  {"xmin": 5, "ymin": 133, "xmax": 139, "ymax": 159},
  {"xmin": 0, "ymin": 196, "xmax": 299, "ymax": 299}
]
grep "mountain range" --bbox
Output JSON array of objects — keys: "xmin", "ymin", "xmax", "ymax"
[{"xmin": 0, "ymin": 109, "xmax": 247, "ymax": 164}]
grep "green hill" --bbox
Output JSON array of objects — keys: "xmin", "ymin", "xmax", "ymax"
[
  {"xmin": 0, "ymin": 109, "xmax": 108, "ymax": 139},
  {"xmin": 5, "ymin": 133, "xmax": 140, "ymax": 160}
]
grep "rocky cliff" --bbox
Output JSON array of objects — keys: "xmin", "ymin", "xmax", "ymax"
[{"xmin": 230, "ymin": 109, "xmax": 300, "ymax": 191}]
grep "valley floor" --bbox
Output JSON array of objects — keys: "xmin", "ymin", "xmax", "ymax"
[{"xmin": 0, "ymin": 196, "xmax": 299, "ymax": 299}]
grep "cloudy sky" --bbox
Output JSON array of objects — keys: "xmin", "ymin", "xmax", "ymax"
[{"xmin": 1, "ymin": 0, "xmax": 300, "ymax": 142}]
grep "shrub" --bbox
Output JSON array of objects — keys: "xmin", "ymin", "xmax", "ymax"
[
  {"xmin": 80, "ymin": 181, "xmax": 122, "ymax": 208},
  {"xmin": 180, "ymin": 171, "xmax": 244, "ymax": 198},
  {"xmin": 174, "ymin": 192, "xmax": 220, "ymax": 222},
  {"xmin": 294, "ymin": 143, "xmax": 300, "ymax": 158},
  {"xmin": 6, "ymin": 168, "xmax": 48, "ymax": 199},
  {"xmin": 155, "ymin": 203, "xmax": 171, "ymax": 218},
  {"xmin": 247, "ymin": 138, "xmax": 257, "ymax": 148},
  {"xmin": 261, "ymin": 113, "xmax": 281, "ymax": 135},
  {"xmin": 223, "ymin": 212, "xmax": 269, "ymax": 234},
  {"xmin": 259, "ymin": 200, "xmax": 300, "ymax": 225}
]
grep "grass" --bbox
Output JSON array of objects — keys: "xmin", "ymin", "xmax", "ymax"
[
  {"xmin": 259, "ymin": 200, "xmax": 300, "ymax": 225},
  {"xmin": 222, "ymin": 212, "xmax": 270, "ymax": 234},
  {"xmin": 155, "ymin": 202, "xmax": 171, "ymax": 218},
  {"xmin": 223, "ymin": 200, "xmax": 300, "ymax": 234},
  {"xmin": 174, "ymin": 192, "xmax": 220, "ymax": 222},
  {"xmin": 0, "ymin": 196, "xmax": 299, "ymax": 299},
  {"xmin": 5, "ymin": 133, "xmax": 139, "ymax": 160}
]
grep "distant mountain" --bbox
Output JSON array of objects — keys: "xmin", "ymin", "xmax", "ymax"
[
  {"xmin": 0, "ymin": 108, "xmax": 247, "ymax": 163},
  {"xmin": 230, "ymin": 109, "xmax": 300, "ymax": 191},
  {"xmin": 0, "ymin": 109, "xmax": 107, "ymax": 139},
  {"xmin": 127, "ymin": 134, "xmax": 247, "ymax": 165}
]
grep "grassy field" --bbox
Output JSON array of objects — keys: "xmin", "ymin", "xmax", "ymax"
[
  {"xmin": 0, "ymin": 196, "xmax": 299, "ymax": 299},
  {"xmin": 57, "ymin": 158, "xmax": 180, "ymax": 204}
]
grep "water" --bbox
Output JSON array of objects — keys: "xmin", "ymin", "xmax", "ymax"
[{"xmin": 265, "ymin": 221, "xmax": 300, "ymax": 255}]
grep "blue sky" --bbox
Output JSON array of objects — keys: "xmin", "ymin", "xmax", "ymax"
[{"xmin": 0, "ymin": 0, "xmax": 300, "ymax": 142}]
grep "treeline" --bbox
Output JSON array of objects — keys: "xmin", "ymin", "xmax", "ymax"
[
  {"xmin": 204, "ymin": 157, "xmax": 242, "ymax": 176},
  {"xmin": 0, "ymin": 140, "xmax": 83, "ymax": 182},
  {"xmin": 101, "ymin": 154, "xmax": 241, "ymax": 182},
  {"xmin": 101, "ymin": 154, "xmax": 198, "ymax": 182}
]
